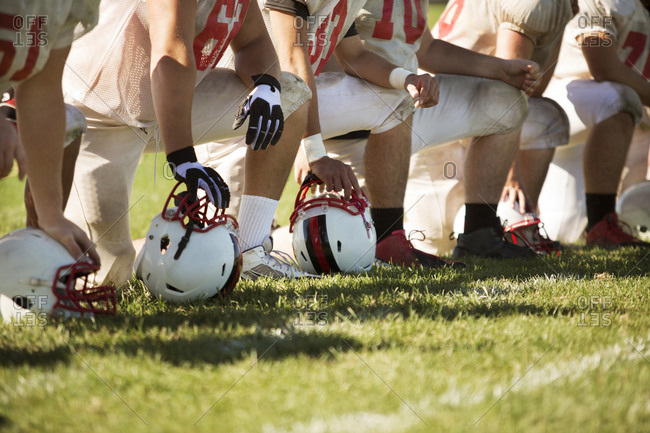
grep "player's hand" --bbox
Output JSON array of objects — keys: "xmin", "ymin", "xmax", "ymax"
[
  {"xmin": 38, "ymin": 215, "xmax": 101, "ymax": 265},
  {"xmin": 500, "ymin": 175, "xmax": 533, "ymax": 214},
  {"xmin": 0, "ymin": 118, "xmax": 26, "ymax": 179},
  {"xmin": 294, "ymin": 146, "xmax": 310, "ymax": 186},
  {"xmin": 308, "ymin": 156, "xmax": 361, "ymax": 201},
  {"xmin": 502, "ymin": 59, "xmax": 541, "ymax": 96},
  {"xmin": 233, "ymin": 74, "xmax": 284, "ymax": 150},
  {"xmin": 405, "ymin": 73, "xmax": 439, "ymax": 108},
  {"xmin": 167, "ymin": 146, "xmax": 230, "ymax": 208}
]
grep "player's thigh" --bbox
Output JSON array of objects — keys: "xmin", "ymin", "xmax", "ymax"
[
  {"xmin": 317, "ymin": 72, "xmax": 414, "ymax": 138},
  {"xmin": 192, "ymin": 69, "xmax": 310, "ymax": 144},
  {"xmin": 411, "ymin": 75, "xmax": 527, "ymax": 153}
]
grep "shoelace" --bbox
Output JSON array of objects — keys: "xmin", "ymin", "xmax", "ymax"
[
  {"xmin": 265, "ymin": 248, "xmax": 306, "ymax": 275},
  {"xmin": 602, "ymin": 216, "xmax": 638, "ymax": 242}
]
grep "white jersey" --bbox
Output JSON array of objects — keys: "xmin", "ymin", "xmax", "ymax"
[
  {"xmin": 261, "ymin": 0, "xmax": 366, "ymax": 74},
  {"xmin": 554, "ymin": 0, "xmax": 650, "ymax": 79},
  {"xmin": 0, "ymin": 0, "xmax": 98, "ymax": 92},
  {"xmin": 63, "ymin": 0, "xmax": 251, "ymax": 127},
  {"xmin": 355, "ymin": 0, "xmax": 427, "ymax": 72},
  {"xmin": 432, "ymin": 0, "xmax": 574, "ymax": 67}
]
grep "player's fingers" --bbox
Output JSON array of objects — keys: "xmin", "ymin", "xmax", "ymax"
[
  {"xmin": 507, "ymin": 189, "xmax": 516, "ymax": 209},
  {"xmin": 341, "ymin": 174, "xmax": 352, "ymax": 201},
  {"xmin": 406, "ymin": 83, "xmax": 421, "ymax": 102},
  {"xmin": 518, "ymin": 191, "xmax": 528, "ymax": 214},
  {"xmin": 500, "ymin": 188, "xmax": 508, "ymax": 203},
  {"xmin": 349, "ymin": 168, "xmax": 361, "ymax": 194},
  {"xmin": 76, "ymin": 231, "xmax": 101, "ymax": 266}
]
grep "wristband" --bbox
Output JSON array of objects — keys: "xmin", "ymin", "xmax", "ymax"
[
  {"xmin": 166, "ymin": 146, "xmax": 197, "ymax": 165},
  {"xmin": 301, "ymin": 133, "xmax": 327, "ymax": 163},
  {"xmin": 252, "ymin": 73, "xmax": 281, "ymax": 92},
  {"xmin": 389, "ymin": 67, "xmax": 411, "ymax": 90}
]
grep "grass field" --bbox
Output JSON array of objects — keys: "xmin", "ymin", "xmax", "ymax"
[{"xmin": 2, "ymin": 3, "xmax": 650, "ymax": 432}]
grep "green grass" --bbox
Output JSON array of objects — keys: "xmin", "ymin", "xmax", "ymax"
[{"xmin": 2, "ymin": 4, "xmax": 650, "ymax": 432}]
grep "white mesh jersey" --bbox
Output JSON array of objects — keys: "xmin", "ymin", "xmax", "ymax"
[
  {"xmin": 554, "ymin": 0, "xmax": 650, "ymax": 80},
  {"xmin": 354, "ymin": 0, "xmax": 427, "ymax": 72},
  {"xmin": 432, "ymin": 0, "xmax": 574, "ymax": 67},
  {"xmin": 63, "ymin": 0, "xmax": 251, "ymax": 127},
  {"xmin": 261, "ymin": 0, "xmax": 366, "ymax": 74},
  {"xmin": 0, "ymin": 0, "xmax": 98, "ymax": 92}
]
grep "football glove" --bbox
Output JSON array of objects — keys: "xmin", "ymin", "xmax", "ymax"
[
  {"xmin": 167, "ymin": 147, "xmax": 230, "ymax": 208},
  {"xmin": 233, "ymin": 74, "xmax": 283, "ymax": 150}
]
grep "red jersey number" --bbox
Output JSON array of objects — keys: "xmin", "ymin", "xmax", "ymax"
[
  {"xmin": 436, "ymin": 0, "xmax": 464, "ymax": 39},
  {"xmin": 372, "ymin": 0, "xmax": 426, "ymax": 44},
  {"xmin": 309, "ymin": 0, "xmax": 348, "ymax": 75},
  {"xmin": 372, "ymin": 0, "xmax": 427, "ymax": 44},
  {"xmin": 622, "ymin": 30, "xmax": 650, "ymax": 78},
  {"xmin": 0, "ymin": 13, "xmax": 44, "ymax": 81},
  {"xmin": 193, "ymin": 0, "xmax": 250, "ymax": 71}
]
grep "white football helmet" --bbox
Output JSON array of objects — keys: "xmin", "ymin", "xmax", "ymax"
[
  {"xmin": 135, "ymin": 182, "xmax": 242, "ymax": 303},
  {"xmin": 0, "ymin": 228, "xmax": 116, "ymax": 323},
  {"xmin": 616, "ymin": 181, "xmax": 650, "ymax": 242},
  {"xmin": 289, "ymin": 176, "xmax": 376, "ymax": 274}
]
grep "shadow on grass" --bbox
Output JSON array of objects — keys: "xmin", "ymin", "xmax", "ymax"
[
  {"xmin": 97, "ymin": 330, "xmax": 361, "ymax": 367},
  {"xmin": 0, "ymin": 346, "xmax": 70, "ymax": 367}
]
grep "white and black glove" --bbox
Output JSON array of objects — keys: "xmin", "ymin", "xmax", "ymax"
[
  {"xmin": 233, "ymin": 74, "xmax": 283, "ymax": 150},
  {"xmin": 167, "ymin": 147, "xmax": 230, "ymax": 208}
]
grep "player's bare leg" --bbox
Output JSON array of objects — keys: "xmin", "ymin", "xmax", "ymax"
[
  {"xmin": 364, "ymin": 118, "xmax": 411, "ymax": 210},
  {"xmin": 366, "ymin": 117, "xmax": 464, "ymax": 268},
  {"xmin": 454, "ymin": 129, "xmax": 535, "ymax": 258},
  {"xmin": 244, "ymin": 104, "xmax": 307, "ymax": 201},
  {"xmin": 583, "ymin": 112, "xmax": 648, "ymax": 247},
  {"xmin": 584, "ymin": 112, "xmax": 634, "ymax": 195},
  {"xmin": 238, "ymin": 104, "xmax": 319, "ymax": 279},
  {"xmin": 519, "ymin": 147, "xmax": 556, "ymax": 210}
]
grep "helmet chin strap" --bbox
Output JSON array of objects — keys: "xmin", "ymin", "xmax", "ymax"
[{"xmin": 174, "ymin": 219, "xmax": 195, "ymax": 260}]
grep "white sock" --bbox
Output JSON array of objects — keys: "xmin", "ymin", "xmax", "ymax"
[{"xmin": 238, "ymin": 194, "xmax": 278, "ymax": 251}]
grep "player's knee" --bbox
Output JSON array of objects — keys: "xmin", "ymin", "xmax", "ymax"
[
  {"xmin": 477, "ymin": 80, "xmax": 528, "ymax": 134},
  {"xmin": 520, "ymin": 97, "xmax": 570, "ymax": 150},
  {"xmin": 280, "ymin": 72, "xmax": 312, "ymax": 118},
  {"xmin": 604, "ymin": 82, "xmax": 643, "ymax": 126}
]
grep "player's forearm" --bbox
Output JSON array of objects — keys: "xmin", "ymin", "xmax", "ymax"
[
  {"xmin": 418, "ymin": 39, "xmax": 503, "ymax": 78},
  {"xmin": 269, "ymin": 10, "xmax": 321, "ymax": 136},
  {"xmin": 336, "ymin": 49, "xmax": 396, "ymax": 87},
  {"xmin": 15, "ymin": 80, "xmax": 65, "ymax": 225},
  {"xmin": 592, "ymin": 60, "xmax": 650, "ymax": 106},
  {"xmin": 148, "ymin": 0, "xmax": 197, "ymax": 154},
  {"xmin": 150, "ymin": 58, "xmax": 196, "ymax": 154}
]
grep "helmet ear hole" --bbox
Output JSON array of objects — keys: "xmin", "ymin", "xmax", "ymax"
[
  {"xmin": 160, "ymin": 235, "xmax": 170, "ymax": 254},
  {"xmin": 337, "ymin": 240, "xmax": 342, "ymax": 253}
]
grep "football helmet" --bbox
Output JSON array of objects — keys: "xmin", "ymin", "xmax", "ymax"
[
  {"xmin": 135, "ymin": 182, "xmax": 242, "ymax": 303},
  {"xmin": 452, "ymin": 202, "xmax": 561, "ymax": 255},
  {"xmin": 497, "ymin": 201, "xmax": 562, "ymax": 256},
  {"xmin": 289, "ymin": 175, "xmax": 376, "ymax": 274},
  {"xmin": 616, "ymin": 181, "xmax": 650, "ymax": 242},
  {"xmin": 0, "ymin": 228, "xmax": 116, "ymax": 323}
]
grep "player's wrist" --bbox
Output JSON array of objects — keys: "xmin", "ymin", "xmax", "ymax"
[
  {"xmin": 252, "ymin": 74, "xmax": 281, "ymax": 92},
  {"xmin": 301, "ymin": 133, "xmax": 328, "ymax": 164},
  {"xmin": 389, "ymin": 68, "xmax": 412, "ymax": 90},
  {"xmin": 167, "ymin": 146, "xmax": 197, "ymax": 165}
]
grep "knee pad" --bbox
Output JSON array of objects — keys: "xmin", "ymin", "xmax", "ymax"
[{"xmin": 521, "ymin": 97, "xmax": 570, "ymax": 150}]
